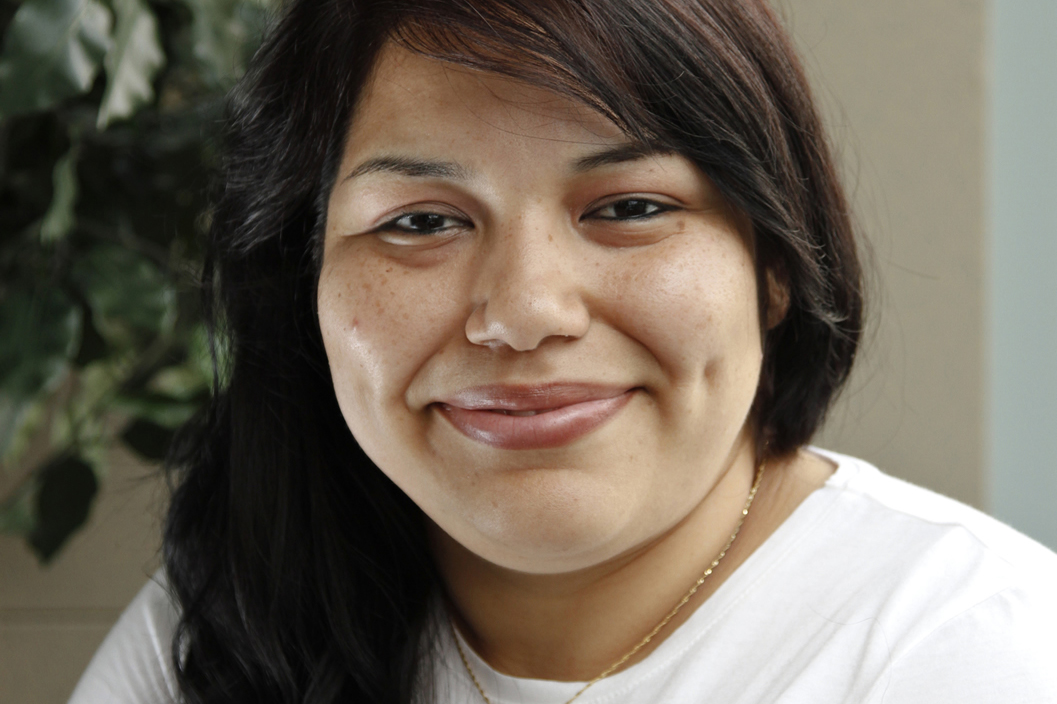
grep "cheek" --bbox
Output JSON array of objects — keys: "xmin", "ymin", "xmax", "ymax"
[
  {"xmin": 317, "ymin": 249, "xmax": 461, "ymax": 419},
  {"xmin": 602, "ymin": 233, "xmax": 761, "ymax": 381}
]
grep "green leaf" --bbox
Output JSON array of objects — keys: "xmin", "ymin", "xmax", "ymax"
[
  {"xmin": 28, "ymin": 454, "xmax": 98, "ymax": 562},
  {"xmin": 184, "ymin": 0, "xmax": 272, "ymax": 87},
  {"xmin": 147, "ymin": 364, "xmax": 207, "ymax": 400},
  {"xmin": 184, "ymin": 0, "xmax": 242, "ymax": 86},
  {"xmin": 120, "ymin": 417, "xmax": 174, "ymax": 461},
  {"xmin": 96, "ymin": 0, "xmax": 164, "ymax": 129},
  {"xmin": 70, "ymin": 244, "xmax": 176, "ymax": 345},
  {"xmin": 72, "ymin": 306, "xmax": 109, "ymax": 366},
  {"xmin": 188, "ymin": 323, "xmax": 224, "ymax": 385},
  {"xmin": 0, "ymin": 287, "xmax": 81, "ymax": 459},
  {"xmin": 39, "ymin": 142, "xmax": 79, "ymax": 243},
  {"xmin": 0, "ymin": 288, "xmax": 82, "ymax": 398},
  {"xmin": 0, "ymin": 0, "xmax": 113, "ymax": 119},
  {"xmin": 50, "ymin": 357, "xmax": 124, "ymax": 453},
  {"xmin": 112, "ymin": 391, "xmax": 198, "ymax": 428},
  {"xmin": 189, "ymin": 323, "xmax": 210, "ymax": 365},
  {"xmin": 0, "ymin": 394, "xmax": 46, "ymax": 466},
  {"xmin": 0, "ymin": 483, "xmax": 35, "ymax": 535}
]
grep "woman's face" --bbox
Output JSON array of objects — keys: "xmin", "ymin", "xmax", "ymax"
[{"xmin": 319, "ymin": 45, "xmax": 765, "ymax": 575}]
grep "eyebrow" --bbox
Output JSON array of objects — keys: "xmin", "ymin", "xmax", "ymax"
[
  {"xmin": 342, "ymin": 142, "xmax": 672, "ymax": 184},
  {"xmin": 571, "ymin": 142, "xmax": 674, "ymax": 173},
  {"xmin": 342, "ymin": 156, "xmax": 472, "ymax": 183}
]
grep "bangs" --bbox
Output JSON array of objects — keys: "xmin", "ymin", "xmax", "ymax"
[{"xmin": 383, "ymin": 0, "xmax": 670, "ymax": 146}]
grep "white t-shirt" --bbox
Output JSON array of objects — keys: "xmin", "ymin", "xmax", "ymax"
[{"xmin": 69, "ymin": 450, "xmax": 1057, "ymax": 703}]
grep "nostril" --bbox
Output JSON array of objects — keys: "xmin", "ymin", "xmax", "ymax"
[{"xmin": 465, "ymin": 260, "xmax": 591, "ymax": 350}]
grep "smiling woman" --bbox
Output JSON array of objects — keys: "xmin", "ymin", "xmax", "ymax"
[{"xmin": 68, "ymin": 1, "xmax": 1057, "ymax": 703}]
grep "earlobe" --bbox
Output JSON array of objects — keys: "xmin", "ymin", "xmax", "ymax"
[{"xmin": 764, "ymin": 267, "xmax": 791, "ymax": 330}]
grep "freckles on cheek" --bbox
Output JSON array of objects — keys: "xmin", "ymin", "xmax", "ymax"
[
  {"xmin": 318, "ymin": 274, "xmax": 382, "ymax": 394},
  {"xmin": 604, "ymin": 234, "xmax": 760, "ymax": 380},
  {"xmin": 330, "ymin": 280, "xmax": 404, "ymax": 384},
  {"xmin": 319, "ymin": 256, "xmax": 460, "ymax": 401},
  {"xmin": 610, "ymin": 245, "xmax": 720, "ymax": 338}
]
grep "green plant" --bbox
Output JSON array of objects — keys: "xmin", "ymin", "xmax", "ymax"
[{"xmin": 0, "ymin": 0, "xmax": 271, "ymax": 561}]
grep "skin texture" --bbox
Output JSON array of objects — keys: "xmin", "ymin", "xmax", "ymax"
[{"xmin": 318, "ymin": 45, "xmax": 834, "ymax": 680}]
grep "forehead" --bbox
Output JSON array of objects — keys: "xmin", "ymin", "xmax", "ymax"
[{"xmin": 344, "ymin": 43, "xmax": 627, "ymax": 158}]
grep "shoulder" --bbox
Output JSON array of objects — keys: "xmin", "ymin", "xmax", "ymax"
[
  {"xmin": 68, "ymin": 570, "xmax": 181, "ymax": 704},
  {"xmin": 806, "ymin": 450, "xmax": 1057, "ymax": 702},
  {"xmin": 812, "ymin": 448, "xmax": 1057, "ymax": 583}
]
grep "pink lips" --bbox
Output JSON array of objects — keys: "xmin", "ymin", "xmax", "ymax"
[{"xmin": 436, "ymin": 384, "xmax": 635, "ymax": 450}]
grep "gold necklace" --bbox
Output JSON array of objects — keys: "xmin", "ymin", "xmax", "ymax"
[{"xmin": 450, "ymin": 463, "xmax": 766, "ymax": 704}]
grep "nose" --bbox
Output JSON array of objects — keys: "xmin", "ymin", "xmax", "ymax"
[{"xmin": 465, "ymin": 215, "xmax": 590, "ymax": 352}]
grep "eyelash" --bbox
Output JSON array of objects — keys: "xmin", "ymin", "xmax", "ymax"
[
  {"xmin": 374, "ymin": 197, "xmax": 676, "ymax": 238},
  {"xmin": 584, "ymin": 198, "xmax": 677, "ymax": 221},
  {"xmin": 377, "ymin": 211, "xmax": 469, "ymax": 236}
]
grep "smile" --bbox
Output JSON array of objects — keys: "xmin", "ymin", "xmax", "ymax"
[{"xmin": 434, "ymin": 384, "xmax": 636, "ymax": 450}]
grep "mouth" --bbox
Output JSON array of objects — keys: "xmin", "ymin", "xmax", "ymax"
[
  {"xmin": 490, "ymin": 409, "xmax": 558, "ymax": 416},
  {"xmin": 434, "ymin": 384, "xmax": 637, "ymax": 450}
]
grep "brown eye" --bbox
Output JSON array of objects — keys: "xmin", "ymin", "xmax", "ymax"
[
  {"xmin": 589, "ymin": 198, "xmax": 673, "ymax": 221},
  {"xmin": 384, "ymin": 211, "xmax": 466, "ymax": 235}
]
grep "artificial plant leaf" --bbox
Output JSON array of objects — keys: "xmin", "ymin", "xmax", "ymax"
[
  {"xmin": 147, "ymin": 364, "xmax": 208, "ymax": 401},
  {"xmin": 49, "ymin": 357, "xmax": 125, "ymax": 457},
  {"xmin": 120, "ymin": 417, "xmax": 174, "ymax": 461},
  {"xmin": 70, "ymin": 243, "xmax": 176, "ymax": 345},
  {"xmin": 96, "ymin": 0, "xmax": 164, "ymax": 129},
  {"xmin": 0, "ymin": 0, "xmax": 113, "ymax": 119},
  {"xmin": 112, "ymin": 391, "xmax": 198, "ymax": 428},
  {"xmin": 0, "ymin": 394, "xmax": 47, "ymax": 468},
  {"xmin": 183, "ymin": 0, "xmax": 273, "ymax": 87},
  {"xmin": 39, "ymin": 142, "xmax": 79, "ymax": 243},
  {"xmin": 183, "ymin": 0, "xmax": 243, "ymax": 87},
  {"xmin": 0, "ymin": 287, "xmax": 82, "ymax": 398},
  {"xmin": 0, "ymin": 286, "xmax": 81, "ymax": 459},
  {"xmin": 188, "ymin": 323, "xmax": 228, "ymax": 387},
  {"xmin": 28, "ymin": 453, "xmax": 98, "ymax": 562},
  {"xmin": 0, "ymin": 482, "xmax": 35, "ymax": 535},
  {"xmin": 72, "ymin": 306, "xmax": 109, "ymax": 366}
]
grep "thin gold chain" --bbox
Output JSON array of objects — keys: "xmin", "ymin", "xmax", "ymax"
[{"xmin": 450, "ymin": 463, "xmax": 766, "ymax": 704}]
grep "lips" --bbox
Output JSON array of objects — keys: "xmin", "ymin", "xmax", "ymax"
[{"xmin": 435, "ymin": 384, "xmax": 635, "ymax": 450}]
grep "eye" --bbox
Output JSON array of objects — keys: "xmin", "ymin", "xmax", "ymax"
[
  {"xmin": 379, "ymin": 211, "xmax": 469, "ymax": 236},
  {"xmin": 585, "ymin": 198, "xmax": 676, "ymax": 221}
]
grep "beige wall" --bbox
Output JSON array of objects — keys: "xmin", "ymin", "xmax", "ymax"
[
  {"xmin": 0, "ymin": 2, "xmax": 990, "ymax": 701},
  {"xmin": 783, "ymin": 0, "xmax": 987, "ymax": 507},
  {"xmin": 0, "ymin": 450, "xmax": 164, "ymax": 703}
]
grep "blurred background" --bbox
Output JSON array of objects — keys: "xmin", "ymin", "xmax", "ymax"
[{"xmin": 1, "ymin": 0, "xmax": 1054, "ymax": 701}]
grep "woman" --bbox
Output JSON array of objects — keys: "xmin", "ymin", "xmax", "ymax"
[{"xmin": 71, "ymin": 0, "xmax": 1057, "ymax": 703}]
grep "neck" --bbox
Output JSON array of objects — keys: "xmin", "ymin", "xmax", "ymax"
[{"xmin": 430, "ymin": 440, "xmax": 762, "ymax": 682}]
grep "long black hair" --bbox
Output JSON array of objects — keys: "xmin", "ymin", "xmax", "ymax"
[{"xmin": 164, "ymin": 1, "xmax": 863, "ymax": 702}]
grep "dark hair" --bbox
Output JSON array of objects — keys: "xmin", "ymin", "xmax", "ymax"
[{"xmin": 164, "ymin": 1, "xmax": 863, "ymax": 702}]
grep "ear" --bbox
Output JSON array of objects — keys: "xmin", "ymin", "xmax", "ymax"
[{"xmin": 763, "ymin": 265, "xmax": 790, "ymax": 330}]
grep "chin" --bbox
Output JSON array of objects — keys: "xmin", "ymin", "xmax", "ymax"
[{"xmin": 445, "ymin": 468, "xmax": 648, "ymax": 574}]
